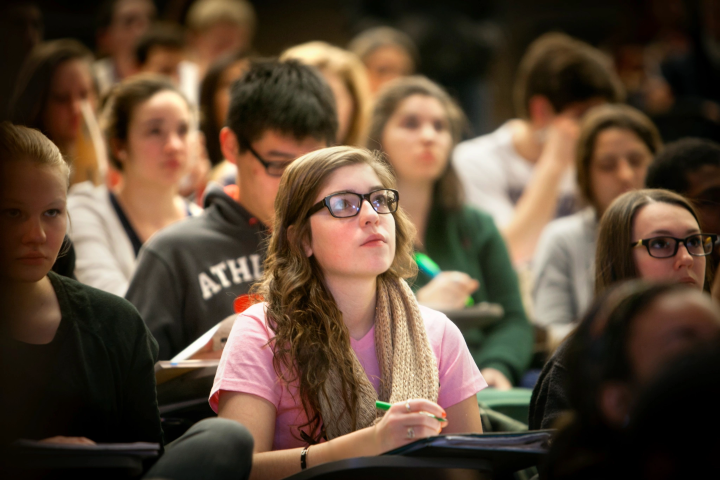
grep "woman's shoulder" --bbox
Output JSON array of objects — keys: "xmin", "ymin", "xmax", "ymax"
[
  {"xmin": 458, "ymin": 204, "xmax": 498, "ymax": 225},
  {"xmin": 68, "ymin": 181, "xmax": 110, "ymax": 207},
  {"xmin": 49, "ymin": 272, "xmax": 146, "ymax": 334},
  {"xmin": 444, "ymin": 204, "xmax": 502, "ymax": 243},
  {"xmin": 433, "ymin": 202, "xmax": 497, "ymax": 230},
  {"xmin": 543, "ymin": 207, "xmax": 596, "ymax": 238},
  {"xmin": 418, "ymin": 304, "xmax": 462, "ymax": 345},
  {"xmin": 67, "ymin": 182, "xmax": 114, "ymax": 221},
  {"xmin": 537, "ymin": 207, "xmax": 598, "ymax": 255},
  {"xmin": 232, "ymin": 302, "xmax": 275, "ymax": 337}
]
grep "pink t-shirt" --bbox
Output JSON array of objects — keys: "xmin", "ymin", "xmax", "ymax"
[{"xmin": 209, "ymin": 302, "xmax": 487, "ymax": 451}]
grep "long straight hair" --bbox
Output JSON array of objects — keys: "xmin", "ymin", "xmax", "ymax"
[
  {"xmin": 366, "ymin": 76, "xmax": 466, "ymax": 211},
  {"xmin": 9, "ymin": 39, "xmax": 95, "ymax": 137},
  {"xmin": 595, "ymin": 188, "xmax": 713, "ymax": 294},
  {"xmin": 575, "ymin": 104, "xmax": 662, "ymax": 212}
]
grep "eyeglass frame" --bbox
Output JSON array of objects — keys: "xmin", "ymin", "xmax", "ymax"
[
  {"xmin": 630, "ymin": 233, "xmax": 718, "ymax": 258},
  {"xmin": 244, "ymin": 142, "xmax": 294, "ymax": 178},
  {"xmin": 307, "ymin": 188, "xmax": 400, "ymax": 218}
]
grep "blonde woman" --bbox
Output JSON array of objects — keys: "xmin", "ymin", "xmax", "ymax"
[{"xmin": 282, "ymin": 41, "xmax": 371, "ymax": 146}]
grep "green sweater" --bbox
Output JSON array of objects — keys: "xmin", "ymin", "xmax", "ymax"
[{"xmin": 413, "ymin": 201, "xmax": 534, "ymax": 384}]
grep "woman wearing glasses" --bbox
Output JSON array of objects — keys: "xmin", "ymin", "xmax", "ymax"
[
  {"xmin": 367, "ymin": 76, "xmax": 533, "ymax": 390},
  {"xmin": 211, "ymin": 146, "xmax": 486, "ymax": 480},
  {"xmin": 596, "ymin": 189, "xmax": 715, "ymax": 293},
  {"xmin": 530, "ymin": 188, "xmax": 717, "ymax": 430}
]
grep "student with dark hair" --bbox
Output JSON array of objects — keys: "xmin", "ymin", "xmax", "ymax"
[
  {"xmin": 199, "ymin": 51, "xmax": 250, "ymax": 168},
  {"xmin": 94, "ymin": 0, "xmax": 156, "ymax": 96},
  {"xmin": 542, "ymin": 281, "xmax": 720, "ymax": 480},
  {"xmin": 367, "ymin": 76, "xmax": 533, "ymax": 390},
  {"xmin": 453, "ymin": 33, "xmax": 625, "ymax": 263},
  {"xmin": 126, "ymin": 59, "xmax": 338, "ymax": 360},
  {"xmin": 533, "ymin": 104, "xmax": 662, "ymax": 348},
  {"xmin": 68, "ymin": 74, "xmax": 201, "ymax": 298},
  {"xmin": 646, "ymin": 138, "xmax": 720, "ymax": 301},
  {"xmin": 9, "ymin": 39, "xmax": 100, "ymax": 186},
  {"xmin": 530, "ymin": 188, "xmax": 717, "ymax": 431},
  {"xmin": 136, "ymin": 23, "xmax": 184, "ymax": 69},
  {"xmin": 135, "ymin": 22, "xmax": 201, "ymax": 106}
]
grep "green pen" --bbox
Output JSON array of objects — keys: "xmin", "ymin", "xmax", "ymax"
[
  {"xmin": 414, "ymin": 253, "xmax": 475, "ymax": 307},
  {"xmin": 375, "ymin": 400, "xmax": 447, "ymax": 423}
]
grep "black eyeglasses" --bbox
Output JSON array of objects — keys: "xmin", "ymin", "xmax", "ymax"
[
  {"xmin": 307, "ymin": 189, "xmax": 399, "ymax": 218},
  {"xmin": 631, "ymin": 233, "xmax": 718, "ymax": 258},
  {"xmin": 245, "ymin": 143, "xmax": 294, "ymax": 178}
]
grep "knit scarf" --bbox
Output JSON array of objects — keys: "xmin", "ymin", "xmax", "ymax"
[{"xmin": 317, "ymin": 276, "xmax": 439, "ymax": 440}]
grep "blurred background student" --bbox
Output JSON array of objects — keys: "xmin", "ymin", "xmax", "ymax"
[
  {"xmin": 186, "ymin": 0, "xmax": 256, "ymax": 79},
  {"xmin": 453, "ymin": 33, "xmax": 624, "ymax": 265},
  {"xmin": 533, "ymin": 104, "xmax": 662, "ymax": 349},
  {"xmin": 348, "ymin": 26, "xmax": 419, "ymax": 96},
  {"xmin": 199, "ymin": 51, "xmax": 251, "ymax": 186},
  {"xmin": 9, "ymin": 39, "xmax": 104, "ymax": 187},
  {"xmin": 531, "ymin": 188, "xmax": 717, "ymax": 430},
  {"xmin": 542, "ymin": 281, "xmax": 720, "ymax": 480},
  {"xmin": 125, "ymin": 59, "xmax": 336, "ymax": 360},
  {"xmin": 68, "ymin": 75, "xmax": 201, "ymax": 298},
  {"xmin": 0, "ymin": 2, "xmax": 44, "ymax": 122},
  {"xmin": 367, "ymin": 76, "xmax": 533, "ymax": 390},
  {"xmin": 135, "ymin": 21, "xmax": 200, "ymax": 106},
  {"xmin": 94, "ymin": 0, "xmax": 156, "ymax": 96},
  {"xmin": 282, "ymin": 41, "xmax": 371, "ymax": 147}
]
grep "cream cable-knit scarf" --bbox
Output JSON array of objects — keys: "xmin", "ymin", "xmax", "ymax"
[{"xmin": 317, "ymin": 276, "xmax": 439, "ymax": 440}]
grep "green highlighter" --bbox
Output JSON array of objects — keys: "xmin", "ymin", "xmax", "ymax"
[{"xmin": 375, "ymin": 400, "xmax": 447, "ymax": 423}]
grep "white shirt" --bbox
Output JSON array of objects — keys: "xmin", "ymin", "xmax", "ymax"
[
  {"xmin": 68, "ymin": 182, "xmax": 201, "ymax": 297},
  {"xmin": 452, "ymin": 121, "xmax": 578, "ymax": 229}
]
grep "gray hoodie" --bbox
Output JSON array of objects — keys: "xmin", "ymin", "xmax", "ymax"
[{"xmin": 126, "ymin": 184, "xmax": 268, "ymax": 360}]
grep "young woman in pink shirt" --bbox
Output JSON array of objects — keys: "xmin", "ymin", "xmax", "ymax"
[{"xmin": 211, "ymin": 146, "xmax": 486, "ymax": 479}]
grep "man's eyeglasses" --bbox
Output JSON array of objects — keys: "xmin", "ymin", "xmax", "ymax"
[
  {"xmin": 307, "ymin": 189, "xmax": 399, "ymax": 218},
  {"xmin": 631, "ymin": 233, "xmax": 718, "ymax": 258},
  {"xmin": 246, "ymin": 143, "xmax": 294, "ymax": 178}
]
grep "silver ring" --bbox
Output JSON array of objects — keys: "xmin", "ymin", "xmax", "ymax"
[
  {"xmin": 406, "ymin": 427, "xmax": 415, "ymax": 439},
  {"xmin": 405, "ymin": 400, "xmax": 412, "ymax": 413}
]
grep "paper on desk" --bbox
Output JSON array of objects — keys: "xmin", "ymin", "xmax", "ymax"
[{"xmin": 170, "ymin": 324, "xmax": 221, "ymax": 362}]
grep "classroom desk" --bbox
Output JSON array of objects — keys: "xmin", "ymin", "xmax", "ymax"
[{"xmin": 285, "ymin": 431, "xmax": 551, "ymax": 480}]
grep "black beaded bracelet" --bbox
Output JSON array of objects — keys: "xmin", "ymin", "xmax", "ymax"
[{"xmin": 300, "ymin": 446, "xmax": 310, "ymax": 470}]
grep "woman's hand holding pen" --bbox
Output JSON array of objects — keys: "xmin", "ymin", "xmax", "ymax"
[
  {"xmin": 417, "ymin": 272, "xmax": 479, "ymax": 310},
  {"xmin": 372, "ymin": 399, "xmax": 448, "ymax": 454}
]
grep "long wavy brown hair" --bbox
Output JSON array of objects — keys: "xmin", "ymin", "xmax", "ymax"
[{"xmin": 252, "ymin": 146, "xmax": 417, "ymax": 443}]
